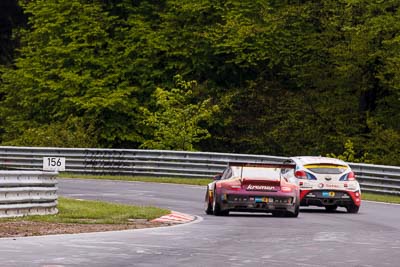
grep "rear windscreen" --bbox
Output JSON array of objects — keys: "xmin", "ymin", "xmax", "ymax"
[{"xmin": 304, "ymin": 164, "xmax": 348, "ymax": 174}]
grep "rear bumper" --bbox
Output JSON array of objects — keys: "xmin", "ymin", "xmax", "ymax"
[
  {"xmin": 218, "ymin": 191, "xmax": 299, "ymax": 213},
  {"xmin": 300, "ymin": 189, "xmax": 361, "ymax": 207}
]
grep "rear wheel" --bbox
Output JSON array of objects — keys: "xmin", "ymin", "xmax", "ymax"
[
  {"xmin": 204, "ymin": 188, "xmax": 213, "ymax": 215},
  {"xmin": 285, "ymin": 205, "xmax": 299, "ymax": 218},
  {"xmin": 346, "ymin": 204, "xmax": 360, "ymax": 213},
  {"xmin": 212, "ymin": 188, "xmax": 228, "ymax": 216},
  {"xmin": 325, "ymin": 205, "xmax": 338, "ymax": 212}
]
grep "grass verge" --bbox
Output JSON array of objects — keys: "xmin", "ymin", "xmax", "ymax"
[
  {"xmin": 59, "ymin": 173, "xmax": 212, "ymax": 186},
  {"xmin": 362, "ymin": 192, "xmax": 400, "ymax": 204},
  {"xmin": 0, "ymin": 197, "xmax": 170, "ymax": 224}
]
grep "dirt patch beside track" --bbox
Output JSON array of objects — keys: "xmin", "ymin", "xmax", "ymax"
[{"xmin": 0, "ymin": 220, "xmax": 171, "ymax": 238}]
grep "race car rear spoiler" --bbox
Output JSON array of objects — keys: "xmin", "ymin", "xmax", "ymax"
[{"xmin": 228, "ymin": 162, "xmax": 295, "ymax": 169}]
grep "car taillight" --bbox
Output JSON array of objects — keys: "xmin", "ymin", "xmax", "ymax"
[
  {"xmin": 281, "ymin": 186, "xmax": 292, "ymax": 192},
  {"xmin": 295, "ymin": 170, "xmax": 307, "ymax": 179},
  {"xmin": 230, "ymin": 185, "xmax": 241, "ymax": 190},
  {"xmin": 340, "ymin": 171, "xmax": 356, "ymax": 181},
  {"xmin": 347, "ymin": 171, "xmax": 356, "ymax": 181}
]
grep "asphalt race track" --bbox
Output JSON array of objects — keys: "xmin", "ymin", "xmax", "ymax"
[{"xmin": 1, "ymin": 178, "xmax": 400, "ymax": 267}]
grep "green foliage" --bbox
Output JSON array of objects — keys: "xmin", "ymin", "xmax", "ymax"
[
  {"xmin": 0, "ymin": 0, "xmax": 25, "ymax": 65},
  {"xmin": 140, "ymin": 75, "xmax": 218, "ymax": 151},
  {"xmin": 2, "ymin": 117, "xmax": 96, "ymax": 148},
  {"xmin": 0, "ymin": 0, "xmax": 144, "ymax": 147},
  {"xmin": 327, "ymin": 140, "xmax": 370, "ymax": 164},
  {"xmin": 0, "ymin": 0, "xmax": 399, "ymax": 166},
  {"xmin": 363, "ymin": 118, "xmax": 400, "ymax": 165}
]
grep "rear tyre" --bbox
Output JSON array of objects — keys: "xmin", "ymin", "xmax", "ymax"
[
  {"xmin": 346, "ymin": 204, "xmax": 360, "ymax": 214},
  {"xmin": 204, "ymin": 188, "xmax": 213, "ymax": 215},
  {"xmin": 212, "ymin": 188, "xmax": 228, "ymax": 216},
  {"xmin": 221, "ymin": 210, "xmax": 229, "ymax": 216},
  {"xmin": 325, "ymin": 205, "xmax": 338, "ymax": 212},
  {"xmin": 285, "ymin": 205, "xmax": 299, "ymax": 218}
]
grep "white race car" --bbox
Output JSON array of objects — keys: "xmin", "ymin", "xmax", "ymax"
[{"xmin": 283, "ymin": 156, "xmax": 361, "ymax": 213}]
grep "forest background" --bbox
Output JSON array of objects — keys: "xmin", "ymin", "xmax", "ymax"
[{"xmin": 0, "ymin": 0, "xmax": 399, "ymax": 166}]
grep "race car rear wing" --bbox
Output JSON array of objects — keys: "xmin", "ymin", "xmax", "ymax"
[
  {"xmin": 228, "ymin": 162, "xmax": 296, "ymax": 181},
  {"xmin": 228, "ymin": 162, "xmax": 295, "ymax": 169}
]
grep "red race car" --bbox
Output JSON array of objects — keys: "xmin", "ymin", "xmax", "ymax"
[{"xmin": 205, "ymin": 163, "xmax": 300, "ymax": 217}]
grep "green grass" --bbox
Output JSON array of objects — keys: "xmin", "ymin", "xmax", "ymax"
[
  {"xmin": 59, "ymin": 173, "xmax": 212, "ymax": 186},
  {"xmin": 362, "ymin": 192, "xmax": 400, "ymax": 204},
  {"xmin": 0, "ymin": 197, "xmax": 170, "ymax": 224}
]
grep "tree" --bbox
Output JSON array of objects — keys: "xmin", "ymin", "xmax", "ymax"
[
  {"xmin": 0, "ymin": 0, "xmax": 399, "ymax": 166},
  {"xmin": 0, "ymin": 0, "xmax": 25, "ymax": 65},
  {"xmin": 140, "ymin": 75, "xmax": 218, "ymax": 151},
  {"xmin": 0, "ymin": 0, "xmax": 144, "ymax": 147},
  {"xmin": 1, "ymin": 117, "xmax": 97, "ymax": 148}
]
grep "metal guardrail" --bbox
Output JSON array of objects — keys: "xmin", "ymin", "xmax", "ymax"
[
  {"xmin": 0, "ymin": 170, "xmax": 58, "ymax": 218},
  {"xmin": 0, "ymin": 146, "xmax": 399, "ymax": 196},
  {"xmin": 350, "ymin": 163, "xmax": 400, "ymax": 196}
]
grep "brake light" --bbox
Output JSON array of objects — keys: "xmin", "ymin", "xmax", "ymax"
[
  {"xmin": 281, "ymin": 186, "xmax": 292, "ymax": 192},
  {"xmin": 230, "ymin": 185, "xmax": 241, "ymax": 190},
  {"xmin": 295, "ymin": 170, "xmax": 307, "ymax": 179},
  {"xmin": 340, "ymin": 171, "xmax": 356, "ymax": 181},
  {"xmin": 347, "ymin": 171, "xmax": 356, "ymax": 181}
]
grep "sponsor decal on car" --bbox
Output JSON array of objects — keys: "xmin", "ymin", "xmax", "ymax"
[
  {"xmin": 246, "ymin": 184, "xmax": 276, "ymax": 191},
  {"xmin": 255, "ymin": 197, "xmax": 270, "ymax": 203},
  {"xmin": 322, "ymin": 191, "xmax": 335, "ymax": 197},
  {"xmin": 324, "ymin": 184, "xmax": 340, "ymax": 188}
]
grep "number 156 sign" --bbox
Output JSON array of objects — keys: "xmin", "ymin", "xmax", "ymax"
[{"xmin": 43, "ymin": 157, "xmax": 66, "ymax": 171}]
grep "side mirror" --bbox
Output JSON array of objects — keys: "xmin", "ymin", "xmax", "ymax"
[{"xmin": 213, "ymin": 174, "xmax": 222, "ymax": 181}]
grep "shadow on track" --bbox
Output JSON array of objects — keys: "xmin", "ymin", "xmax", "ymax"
[{"xmin": 300, "ymin": 207, "xmax": 348, "ymax": 214}]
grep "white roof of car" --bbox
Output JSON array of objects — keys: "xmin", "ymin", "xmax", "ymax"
[{"xmin": 290, "ymin": 156, "xmax": 349, "ymax": 166}]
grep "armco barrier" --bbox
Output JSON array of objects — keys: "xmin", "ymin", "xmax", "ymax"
[
  {"xmin": 0, "ymin": 171, "xmax": 58, "ymax": 218},
  {"xmin": 0, "ymin": 146, "xmax": 399, "ymax": 195}
]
